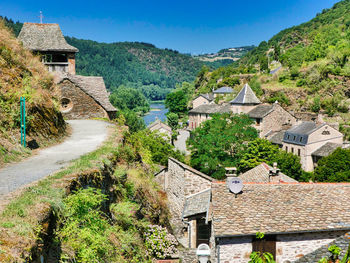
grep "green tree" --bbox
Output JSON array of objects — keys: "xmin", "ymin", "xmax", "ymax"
[
  {"xmin": 274, "ymin": 43, "xmax": 280, "ymax": 61},
  {"xmin": 167, "ymin": 112, "xmax": 179, "ymax": 145},
  {"xmin": 187, "ymin": 113, "xmax": 258, "ymax": 179},
  {"xmin": 110, "ymin": 86, "xmax": 150, "ymax": 113},
  {"xmin": 313, "ymin": 148, "xmax": 350, "ymax": 182},
  {"xmin": 239, "ymin": 139, "xmax": 303, "ymax": 181},
  {"xmin": 165, "ymin": 89, "xmax": 188, "ymax": 116},
  {"xmin": 259, "ymin": 55, "xmax": 269, "ymax": 73},
  {"xmin": 121, "ymin": 110, "xmax": 146, "ymax": 133}
]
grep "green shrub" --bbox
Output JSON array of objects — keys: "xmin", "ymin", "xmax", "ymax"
[{"xmin": 296, "ymin": 79, "xmax": 306, "ymax": 87}]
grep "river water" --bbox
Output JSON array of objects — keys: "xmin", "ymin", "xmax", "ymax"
[{"xmin": 143, "ymin": 103, "xmax": 168, "ymax": 126}]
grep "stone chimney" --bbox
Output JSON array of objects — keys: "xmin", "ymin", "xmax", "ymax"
[
  {"xmin": 225, "ymin": 167, "xmax": 237, "ymax": 180},
  {"xmin": 269, "ymin": 162, "xmax": 281, "ymax": 183}
]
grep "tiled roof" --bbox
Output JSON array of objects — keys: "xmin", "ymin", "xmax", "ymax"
[
  {"xmin": 213, "ymin": 86, "xmax": 233, "ymax": 94},
  {"xmin": 18, "ymin": 23, "xmax": 78, "ymax": 52},
  {"xmin": 197, "ymin": 93, "xmax": 214, "ymax": 101},
  {"xmin": 211, "ymin": 182, "xmax": 350, "ymax": 237},
  {"xmin": 239, "ymin": 163, "xmax": 298, "ymax": 183},
  {"xmin": 269, "ymin": 131, "xmax": 285, "ymax": 145},
  {"xmin": 283, "ymin": 122, "xmax": 325, "ymax": 146},
  {"xmin": 230, "ymin": 84, "xmax": 261, "ymax": 105},
  {"xmin": 312, "ymin": 142, "xmax": 341, "ymax": 157},
  {"xmin": 188, "ymin": 104, "xmax": 231, "ymax": 114},
  {"xmin": 56, "ymin": 73, "xmax": 117, "ymax": 112},
  {"xmin": 248, "ymin": 104, "xmax": 274, "ymax": 118},
  {"xmin": 169, "ymin": 158, "xmax": 213, "ymax": 182},
  {"xmin": 183, "ymin": 189, "xmax": 211, "ymax": 218},
  {"xmin": 148, "ymin": 119, "xmax": 172, "ymax": 132}
]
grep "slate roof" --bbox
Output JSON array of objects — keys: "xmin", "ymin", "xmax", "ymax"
[
  {"xmin": 18, "ymin": 23, "xmax": 78, "ymax": 52},
  {"xmin": 213, "ymin": 86, "xmax": 233, "ymax": 94},
  {"xmin": 148, "ymin": 119, "xmax": 172, "ymax": 132},
  {"xmin": 248, "ymin": 104, "xmax": 274, "ymax": 118},
  {"xmin": 269, "ymin": 131, "xmax": 285, "ymax": 145},
  {"xmin": 211, "ymin": 182, "xmax": 350, "ymax": 237},
  {"xmin": 183, "ymin": 189, "xmax": 211, "ymax": 218},
  {"xmin": 239, "ymin": 163, "xmax": 298, "ymax": 183},
  {"xmin": 188, "ymin": 104, "xmax": 231, "ymax": 114},
  {"xmin": 283, "ymin": 122, "xmax": 325, "ymax": 146},
  {"xmin": 312, "ymin": 142, "xmax": 341, "ymax": 157},
  {"xmin": 196, "ymin": 93, "xmax": 214, "ymax": 101},
  {"xmin": 230, "ymin": 84, "xmax": 261, "ymax": 105},
  {"xmin": 169, "ymin": 158, "xmax": 214, "ymax": 182},
  {"xmin": 56, "ymin": 73, "xmax": 117, "ymax": 112}
]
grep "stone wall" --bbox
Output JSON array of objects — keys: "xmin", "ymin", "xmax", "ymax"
[
  {"xmin": 276, "ymin": 231, "xmax": 348, "ymax": 263},
  {"xmin": 67, "ymin": 53, "xmax": 76, "ymax": 75},
  {"xmin": 163, "ymin": 158, "xmax": 212, "ymax": 247},
  {"xmin": 294, "ymin": 231, "xmax": 350, "ymax": 263},
  {"xmin": 210, "ymin": 231, "xmax": 348, "ymax": 263},
  {"xmin": 59, "ymin": 79, "xmax": 108, "ymax": 119},
  {"xmin": 260, "ymin": 103, "xmax": 296, "ymax": 137}
]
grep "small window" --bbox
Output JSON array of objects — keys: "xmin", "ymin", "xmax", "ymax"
[
  {"xmin": 293, "ymin": 136, "xmax": 296, "ymax": 141},
  {"xmin": 298, "ymin": 149, "xmax": 301, "ymax": 156},
  {"xmin": 291, "ymin": 147, "xmax": 294, "ymax": 153},
  {"xmin": 256, "ymin": 119, "xmax": 261, "ymax": 126},
  {"xmin": 299, "ymin": 137, "xmax": 303, "ymax": 143},
  {"xmin": 285, "ymin": 146, "xmax": 288, "ymax": 152},
  {"xmin": 287, "ymin": 135, "xmax": 290, "ymax": 140}
]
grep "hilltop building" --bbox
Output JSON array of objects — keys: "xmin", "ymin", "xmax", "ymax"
[
  {"xmin": 158, "ymin": 158, "xmax": 350, "ymax": 263},
  {"xmin": 18, "ymin": 23, "xmax": 117, "ymax": 120},
  {"xmin": 18, "ymin": 23, "xmax": 78, "ymax": 74}
]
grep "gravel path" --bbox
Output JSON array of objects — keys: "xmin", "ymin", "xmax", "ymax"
[
  {"xmin": 0, "ymin": 120, "xmax": 112, "ymax": 197},
  {"xmin": 174, "ymin": 129, "xmax": 190, "ymax": 155}
]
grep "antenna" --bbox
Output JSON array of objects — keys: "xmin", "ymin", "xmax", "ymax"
[{"xmin": 39, "ymin": 11, "xmax": 44, "ymax": 24}]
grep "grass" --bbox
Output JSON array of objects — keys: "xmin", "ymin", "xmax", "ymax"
[{"xmin": 0, "ymin": 125, "xmax": 124, "ymax": 262}]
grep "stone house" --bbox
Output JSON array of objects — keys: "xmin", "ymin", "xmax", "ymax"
[
  {"xmin": 230, "ymin": 83, "xmax": 261, "ymax": 114},
  {"xmin": 155, "ymin": 158, "xmax": 213, "ymax": 248},
  {"xmin": 55, "ymin": 73, "xmax": 117, "ymax": 119},
  {"xmin": 210, "ymin": 181, "xmax": 350, "ymax": 263},
  {"xmin": 188, "ymin": 104, "xmax": 231, "ymax": 130},
  {"xmin": 19, "ymin": 22, "xmax": 117, "ymax": 120},
  {"xmin": 192, "ymin": 93, "xmax": 214, "ymax": 109},
  {"xmin": 281, "ymin": 122, "xmax": 343, "ymax": 171},
  {"xmin": 18, "ymin": 23, "xmax": 78, "ymax": 74},
  {"xmin": 248, "ymin": 102, "xmax": 297, "ymax": 137},
  {"xmin": 213, "ymin": 86, "xmax": 233, "ymax": 98},
  {"xmin": 148, "ymin": 119, "xmax": 172, "ymax": 141}
]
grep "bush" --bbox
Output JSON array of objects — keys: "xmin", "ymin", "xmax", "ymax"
[
  {"xmin": 296, "ymin": 79, "xmax": 306, "ymax": 87},
  {"xmin": 144, "ymin": 225, "xmax": 178, "ymax": 259}
]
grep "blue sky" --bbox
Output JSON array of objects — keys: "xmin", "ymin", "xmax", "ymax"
[{"xmin": 0, "ymin": 0, "xmax": 340, "ymax": 54}]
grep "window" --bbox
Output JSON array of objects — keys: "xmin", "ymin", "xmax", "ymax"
[
  {"xmin": 298, "ymin": 149, "xmax": 301, "ymax": 156},
  {"xmin": 256, "ymin": 118, "xmax": 261, "ymax": 126},
  {"xmin": 287, "ymin": 135, "xmax": 290, "ymax": 140},
  {"xmin": 252, "ymin": 235, "xmax": 276, "ymax": 260},
  {"xmin": 299, "ymin": 137, "xmax": 303, "ymax": 143},
  {"xmin": 291, "ymin": 147, "xmax": 294, "ymax": 153},
  {"xmin": 196, "ymin": 219, "xmax": 211, "ymax": 247},
  {"xmin": 285, "ymin": 146, "xmax": 288, "ymax": 152},
  {"xmin": 293, "ymin": 136, "xmax": 296, "ymax": 141}
]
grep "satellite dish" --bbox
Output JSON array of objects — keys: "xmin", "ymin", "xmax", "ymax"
[{"xmin": 228, "ymin": 177, "xmax": 243, "ymax": 194}]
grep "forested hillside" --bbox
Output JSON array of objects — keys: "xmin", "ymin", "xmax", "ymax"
[
  {"xmin": 193, "ymin": 0, "xmax": 350, "ymax": 136},
  {"xmin": 65, "ymin": 37, "xmax": 206, "ymax": 100},
  {"xmin": 1, "ymin": 16, "xmax": 213, "ymax": 101}
]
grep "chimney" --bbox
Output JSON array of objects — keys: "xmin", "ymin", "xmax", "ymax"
[
  {"xmin": 225, "ymin": 167, "xmax": 237, "ymax": 181},
  {"xmin": 269, "ymin": 162, "xmax": 281, "ymax": 183}
]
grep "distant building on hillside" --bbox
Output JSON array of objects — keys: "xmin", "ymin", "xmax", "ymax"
[
  {"xmin": 147, "ymin": 119, "xmax": 172, "ymax": 141},
  {"xmin": 188, "ymin": 104, "xmax": 231, "ymax": 130},
  {"xmin": 18, "ymin": 22, "xmax": 117, "ymax": 120},
  {"xmin": 192, "ymin": 93, "xmax": 214, "ymax": 109},
  {"xmin": 213, "ymin": 86, "xmax": 233, "ymax": 98},
  {"xmin": 18, "ymin": 23, "xmax": 78, "ymax": 74}
]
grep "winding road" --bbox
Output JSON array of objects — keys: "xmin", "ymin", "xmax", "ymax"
[{"xmin": 0, "ymin": 120, "xmax": 112, "ymax": 197}]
